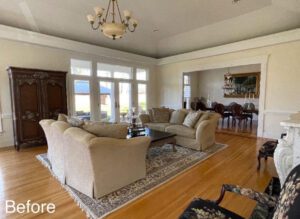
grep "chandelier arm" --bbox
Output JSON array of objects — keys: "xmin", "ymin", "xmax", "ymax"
[
  {"xmin": 104, "ymin": 0, "xmax": 112, "ymax": 22},
  {"xmin": 91, "ymin": 21, "xmax": 102, "ymax": 30},
  {"xmin": 115, "ymin": 0, "xmax": 124, "ymax": 23}
]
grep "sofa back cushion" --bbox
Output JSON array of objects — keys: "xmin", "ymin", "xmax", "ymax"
[
  {"xmin": 194, "ymin": 113, "xmax": 210, "ymax": 129},
  {"xmin": 57, "ymin": 113, "xmax": 68, "ymax": 122},
  {"xmin": 83, "ymin": 123, "xmax": 128, "ymax": 139},
  {"xmin": 151, "ymin": 108, "xmax": 170, "ymax": 123},
  {"xmin": 170, "ymin": 110, "xmax": 187, "ymax": 124},
  {"xmin": 183, "ymin": 111, "xmax": 201, "ymax": 128}
]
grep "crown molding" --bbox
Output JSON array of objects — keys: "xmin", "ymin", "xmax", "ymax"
[
  {"xmin": 0, "ymin": 25, "xmax": 157, "ymax": 65},
  {"xmin": 157, "ymin": 28, "xmax": 300, "ymax": 65},
  {"xmin": 1, "ymin": 25, "xmax": 300, "ymax": 66}
]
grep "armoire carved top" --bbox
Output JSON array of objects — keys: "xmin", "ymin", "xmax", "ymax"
[{"xmin": 280, "ymin": 112, "xmax": 300, "ymax": 128}]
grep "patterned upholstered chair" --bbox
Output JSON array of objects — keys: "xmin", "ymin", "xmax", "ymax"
[{"xmin": 180, "ymin": 164, "xmax": 300, "ymax": 219}]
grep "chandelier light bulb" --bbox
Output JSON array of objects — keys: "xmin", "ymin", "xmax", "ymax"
[
  {"xmin": 87, "ymin": 14, "xmax": 95, "ymax": 23},
  {"xmin": 94, "ymin": 7, "xmax": 104, "ymax": 17},
  {"xmin": 123, "ymin": 10, "xmax": 132, "ymax": 20},
  {"xmin": 130, "ymin": 18, "xmax": 138, "ymax": 27}
]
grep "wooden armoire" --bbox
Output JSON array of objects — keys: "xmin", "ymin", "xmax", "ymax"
[{"xmin": 8, "ymin": 67, "xmax": 68, "ymax": 150}]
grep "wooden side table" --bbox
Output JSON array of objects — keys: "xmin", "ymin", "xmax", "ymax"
[{"xmin": 257, "ymin": 141, "xmax": 278, "ymax": 170}]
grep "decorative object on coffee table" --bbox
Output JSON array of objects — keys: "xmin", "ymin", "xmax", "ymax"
[
  {"xmin": 128, "ymin": 126, "xmax": 145, "ymax": 137},
  {"xmin": 257, "ymin": 140, "xmax": 278, "ymax": 170}
]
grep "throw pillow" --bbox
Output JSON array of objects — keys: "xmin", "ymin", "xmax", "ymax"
[
  {"xmin": 147, "ymin": 109, "xmax": 154, "ymax": 122},
  {"xmin": 195, "ymin": 113, "xmax": 210, "ymax": 128},
  {"xmin": 170, "ymin": 110, "xmax": 187, "ymax": 124},
  {"xmin": 83, "ymin": 123, "xmax": 128, "ymax": 139},
  {"xmin": 67, "ymin": 117, "xmax": 84, "ymax": 127},
  {"xmin": 152, "ymin": 108, "xmax": 170, "ymax": 123},
  {"xmin": 57, "ymin": 113, "xmax": 68, "ymax": 122},
  {"xmin": 183, "ymin": 111, "xmax": 201, "ymax": 128}
]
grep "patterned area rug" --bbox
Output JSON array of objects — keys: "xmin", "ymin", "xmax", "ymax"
[{"xmin": 36, "ymin": 143, "xmax": 227, "ymax": 219}]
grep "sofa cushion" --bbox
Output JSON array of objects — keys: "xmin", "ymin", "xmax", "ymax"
[
  {"xmin": 183, "ymin": 111, "xmax": 201, "ymax": 128},
  {"xmin": 195, "ymin": 113, "xmax": 210, "ymax": 129},
  {"xmin": 152, "ymin": 108, "xmax": 170, "ymax": 123},
  {"xmin": 145, "ymin": 123, "xmax": 171, "ymax": 132},
  {"xmin": 165, "ymin": 125, "xmax": 196, "ymax": 139},
  {"xmin": 147, "ymin": 109, "xmax": 154, "ymax": 122},
  {"xmin": 170, "ymin": 110, "xmax": 187, "ymax": 124},
  {"xmin": 57, "ymin": 113, "xmax": 68, "ymax": 122},
  {"xmin": 83, "ymin": 123, "xmax": 128, "ymax": 139}
]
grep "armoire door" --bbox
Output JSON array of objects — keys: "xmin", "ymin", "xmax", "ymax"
[
  {"xmin": 42, "ymin": 77, "xmax": 67, "ymax": 120},
  {"xmin": 16, "ymin": 78, "xmax": 44, "ymax": 146}
]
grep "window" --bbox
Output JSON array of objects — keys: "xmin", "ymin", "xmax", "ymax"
[
  {"xmin": 97, "ymin": 63, "xmax": 132, "ymax": 79},
  {"xmin": 97, "ymin": 63, "xmax": 112, "ymax": 78},
  {"xmin": 184, "ymin": 75, "xmax": 190, "ymax": 85},
  {"xmin": 138, "ymin": 84, "xmax": 147, "ymax": 112},
  {"xmin": 183, "ymin": 75, "xmax": 191, "ymax": 99},
  {"xmin": 71, "ymin": 59, "xmax": 92, "ymax": 76},
  {"xmin": 136, "ymin": 68, "xmax": 148, "ymax": 81},
  {"xmin": 74, "ymin": 80, "xmax": 91, "ymax": 120},
  {"xmin": 99, "ymin": 81, "xmax": 114, "ymax": 122},
  {"xmin": 70, "ymin": 59, "xmax": 149, "ymax": 121}
]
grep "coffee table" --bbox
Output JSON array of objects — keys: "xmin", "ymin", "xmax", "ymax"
[{"xmin": 128, "ymin": 127, "xmax": 177, "ymax": 152}]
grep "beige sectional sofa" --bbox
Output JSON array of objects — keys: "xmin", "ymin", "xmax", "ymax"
[
  {"xmin": 139, "ymin": 108, "xmax": 220, "ymax": 151},
  {"xmin": 40, "ymin": 119, "xmax": 151, "ymax": 199}
]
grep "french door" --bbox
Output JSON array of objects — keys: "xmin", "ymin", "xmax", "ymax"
[{"xmin": 99, "ymin": 80, "xmax": 132, "ymax": 122}]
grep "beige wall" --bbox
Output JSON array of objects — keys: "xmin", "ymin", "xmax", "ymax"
[
  {"xmin": 0, "ymin": 39, "xmax": 157, "ymax": 147},
  {"xmin": 157, "ymin": 41, "xmax": 300, "ymax": 139}
]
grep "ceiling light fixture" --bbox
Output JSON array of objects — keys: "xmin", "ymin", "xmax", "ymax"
[
  {"xmin": 232, "ymin": 0, "xmax": 241, "ymax": 4},
  {"xmin": 87, "ymin": 0, "xmax": 138, "ymax": 40}
]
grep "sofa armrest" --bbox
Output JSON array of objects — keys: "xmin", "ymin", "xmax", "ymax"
[
  {"xmin": 88, "ymin": 136, "xmax": 151, "ymax": 198},
  {"xmin": 195, "ymin": 118, "xmax": 219, "ymax": 150},
  {"xmin": 214, "ymin": 184, "xmax": 277, "ymax": 208},
  {"xmin": 139, "ymin": 114, "xmax": 151, "ymax": 125}
]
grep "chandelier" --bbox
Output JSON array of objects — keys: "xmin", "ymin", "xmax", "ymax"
[{"xmin": 87, "ymin": 0, "xmax": 138, "ymax": 40}]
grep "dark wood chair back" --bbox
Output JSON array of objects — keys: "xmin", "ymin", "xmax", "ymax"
[
  {"xmin": 214, "ymin": 103, "xmax": 225, "ymax": 115},
  {"xmin": 231, "ymin": 104, "xmax": 244, "ymax": 117}
]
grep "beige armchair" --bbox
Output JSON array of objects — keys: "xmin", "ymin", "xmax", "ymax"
[{"xmin": 63, "ymin": 127, "xmax": 151, "ymax": 199}]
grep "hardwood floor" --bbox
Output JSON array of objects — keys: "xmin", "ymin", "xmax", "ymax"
[
  {"xmin": 0, "ymin": 133, "xmax": 277, "ymax": 219},
  {"xmin": 216, "ymin": 119, "xmax": 258, "ymax": 138}
]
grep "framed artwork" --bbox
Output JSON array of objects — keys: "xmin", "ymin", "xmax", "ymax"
[{"xmin": 223, "ymin": 72, "xmax": 260, "ymax": 98}]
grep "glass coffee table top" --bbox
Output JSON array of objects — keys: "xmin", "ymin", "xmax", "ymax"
[{"xmin": 128, "ymin": 127, "xmax": 175, "ymax": 142}]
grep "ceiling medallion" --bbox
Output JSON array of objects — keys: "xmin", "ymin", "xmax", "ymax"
[{"xmin": 87, "ymin": 0, "xmax": 138, "ymax": 40}]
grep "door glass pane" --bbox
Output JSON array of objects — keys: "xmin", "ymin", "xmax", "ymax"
[
  {"xmin": 138, "ymin": 84, "xmax": 147, "ymax": 113},
  {"xmin": 136, "ymin": 68, "xmax": 147, "ymax": 81},
  {"xmin": 119, "ymin": 82, "xmax": 131, "ymax": 119},
  {"xmin": 74, "ymin": 80, "xmax": 90, "ymax": 120},
  {"xmin": 71, "ymin": 59, "xmax": 91, "ymax": 76},
  {"xmin": 99, "ymin": 81, "xmax": 114, "ymax": 122}
]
